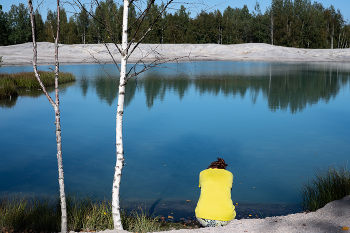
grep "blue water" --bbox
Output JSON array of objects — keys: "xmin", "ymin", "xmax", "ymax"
[{"xmin": 1, "ymin": 61, "xmax": 350, "ymax": 219}]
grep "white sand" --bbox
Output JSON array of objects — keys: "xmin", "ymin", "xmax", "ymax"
[{"xmin": 1, "ymin": 42, "xmax": 350, "ymax": 66}]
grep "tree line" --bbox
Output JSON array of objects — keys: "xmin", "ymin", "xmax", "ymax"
[{"xmin": 1, "ymin": 0, "xmax": 350, "ymax": 48}]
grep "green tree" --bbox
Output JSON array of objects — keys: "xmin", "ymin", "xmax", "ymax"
[
  {"xmin": 45, "ymin": 10, "xmax": 56, "ymax": 42},
  {"xmin": 222, "ymin": 6, "xmax": 235, "ymax": 44},
  {"xmin": 140, "ymin": 0, "xmax": 163, "ymax": 43},
  {"xmin": 163, "ymin": 5, "xmax": 190, "ymax": 43},
  {"xmin": 239, "ymin": 5, "xmax": 252, "ymax": 43},
  {"xmin": 214, "ymin": 10, "xmax": 223, "ymax": 44},
  {"xmin": 34, "ymin": 9, "xmax": 46, "ymax": 42},
  {"xmin": 59, "ymin": 8, "xmax": 69, "ymax": 43},
  {"xmin": 0, "ymin": 5, "xmax": 9, "ymax": 45},
  {"xmin": 77, "ymin": 4, "xmax": 89, "ymax": 44},
  {"xmin": 66, "ymin": 16, "xmax": 80, "ymax": 44},
  {"xmin": 7, "ymin": 3, "xmax": 31, "ymax": 44},
  {"xmin": 252, "ymin": 1, "xmax": 263, "ymax": 43},
  {"xmin": 90, "ymin": 0, "xmax": 120, "ymax": 43}
]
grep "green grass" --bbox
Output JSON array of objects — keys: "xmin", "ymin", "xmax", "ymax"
[
  {"xmin": 299, "ymin": 163, "xmax": 350, "ymax": 212},
  {"xmin": 0, "ymin": 77, "xmax": 18, "ymax": 99},
  {"xmin": 0, "ymin": 71, "xmax": 76, "ymax": 99},
  {"xmin": 0, "ymin": 193, "xmax": 197, "ymax": 232}
]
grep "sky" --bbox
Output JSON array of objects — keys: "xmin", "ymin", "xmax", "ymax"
[{"xmin": 1, "ymin": 0, "xmax": 350, "ymax": 22}]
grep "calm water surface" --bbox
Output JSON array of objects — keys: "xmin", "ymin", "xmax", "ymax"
[{"xmin": 1, "ymin": 61, "xmax": 350, "ymax": 219}]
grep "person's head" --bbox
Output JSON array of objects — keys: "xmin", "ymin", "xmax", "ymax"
[{"xmin": 207, "ymin": 158, "xmax": 228, "ymax": 169}]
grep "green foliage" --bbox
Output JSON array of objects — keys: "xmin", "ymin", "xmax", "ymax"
[
  {"xmin": 0, "ymin": 76, "xmax": 17, "ymax": 99},
  {"xmin": 123, "ymin": 207, "xmax": 160, "ymax": 232},
  {"xmin": 0, "ymin": 196, "xmax": 60, "ymax": 232},
  {"xmin": 0, "ymin": 194, "xmax": 173, "ymax": 232},
  {"xmin": 34, "ymin": 9, "xmax": 46, "ymax": 42},
  {"xmin": 0, "ymin": 6, "xmax": 9, "ymax": 46},
  {"xmin": 6, "ymin": 3, "xmax": 32, "ymax": 45},
  {"xmin": 0, "ymin": 1, "xmax": 350, "ymax": 48},
  {"xmin": 299, "ymin": 164, "xmax": 350, "ymax": 212},
  {"xmin": 0, "ymin": 71, "xmax": 76, "ymax": 99}
]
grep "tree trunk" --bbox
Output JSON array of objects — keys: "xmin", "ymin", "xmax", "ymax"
[
  {"xmin": 331, "ymin": 23, "xmax": 334, "ymax": 49},
  {"xmin": 28, "ymin": 0, "xmax": 67, "ymax": 232},
  {"xmin": 112, "ymin": 0, "xmax": 129, "ymax": 229},
  {"xmin": 271, "ymin": 10, "xmax": 274, "ymax": 45},
  {"xmin": 54, "ymin": 3, "xmax": 67, "ymax": 232}
]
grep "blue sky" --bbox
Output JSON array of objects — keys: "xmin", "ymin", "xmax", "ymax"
[{"xmin": 1, "ymin": 0, "xmax": 349, "ymax": 22}]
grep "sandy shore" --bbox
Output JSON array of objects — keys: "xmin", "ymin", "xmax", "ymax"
[
  {"xmin": 164, "ymin": 195, "xmax": 350, "ymax": 233},
  {"xmin": 1, "ymin": 42, "xmax": 350, "ymax": 66},
  {"xmin": 88, "ymin": 196, "xmax": 350, "ymax": 233}
]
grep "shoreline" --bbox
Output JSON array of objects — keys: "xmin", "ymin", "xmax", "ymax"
[
  {"xmin": 1, "ymin": 42, "xmax": 350, "ymax": 67},
  {"xmin": 102, "ymin": 196, "xmax": 350, "ymax": 233}
]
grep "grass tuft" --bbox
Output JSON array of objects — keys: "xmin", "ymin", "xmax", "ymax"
[
  {"xmin": 0, "ymin": 71, "xmax": 75, "ymax": 99},
  {"xmin": 123, "ymin": 206, "xmax": 160, "ymax": 232},
  {"xmin": 299, "ymin": 163, "xmax": 350, "ymax": 212},
  {"xmin": 0, "ymin": 193, "xmax": 193, "ymax": 232},
  {"xmin": 0, "ymin": 77, "xmax": 18, "ymax": 99}
]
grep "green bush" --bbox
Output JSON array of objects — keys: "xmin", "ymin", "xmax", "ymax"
[
  {"xmin": 0, "ymin": 71, "xmax": 75, "ymax": 99},
  {"xmin": 299, "ymin": 163, "xmax": 350, "ymax": 212}
]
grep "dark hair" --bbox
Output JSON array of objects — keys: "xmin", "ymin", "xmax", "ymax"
[{"xmin": 207, "ymin": 158, "xmax": 228, "ymax": 169}]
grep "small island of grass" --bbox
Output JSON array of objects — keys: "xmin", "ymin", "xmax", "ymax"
[{"xmin": 0, "ymin": 71, "xmax": 76, "ymax": 99}]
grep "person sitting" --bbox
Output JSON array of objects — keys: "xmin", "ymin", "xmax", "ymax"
[{"xmin": 195, "ymin": 158, "xmax": 236, "ymax": 227}]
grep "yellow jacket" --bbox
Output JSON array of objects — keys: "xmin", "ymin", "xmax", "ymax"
[{"xmin": 195, "ymin": 168, "xmax": 236, "ymax": 221}]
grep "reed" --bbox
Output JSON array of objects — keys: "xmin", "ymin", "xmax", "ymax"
[
  {"xmin": 0, "ymin": 194, "xmax": 165, "ymax": 232},
  {"xmin": 124, "ymin": 206, "xmax": 160, "ymax": 233},
  {"xmin": 0, "ymin": 77, "xmax": 17, "ymax": 99},
  {"xmin": 299, "ymin": 164, "xmax": 350, "ymax": 212},
  {"xmin": 0, "ymin": 71, "xmax": 75, "ymax": 99}
]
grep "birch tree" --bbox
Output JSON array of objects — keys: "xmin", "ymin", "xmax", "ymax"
[
  {"xmin": 73, "ymin": 0, "xmax": 193, "ymax": 229},
  {"xmin": 28, "ymin": 0, "xmax": 67, "ymax": 232},
  {"xmin": 113, "ymin": 0, "xmax": 176, "ymax": 229}
]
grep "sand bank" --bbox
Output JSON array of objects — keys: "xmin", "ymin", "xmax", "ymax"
[{"xmin": 1, "ymin": 42, "xmax": 350, "ymax": 66}]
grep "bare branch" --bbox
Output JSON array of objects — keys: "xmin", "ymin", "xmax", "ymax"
[
  {"xmin": 127, "ymin": 0, "xmax": 155, "ymax": 35},
  {"xmin": 73, "ymin": 0, "xmax": 123, "ymax": 55},
  {"xmin": 85, "ymin": 49, "xmax": 119, "ymax": 86},
  {"xmin": 128, "ymin": 0, "xmax": 174, "ymax": 55},
  {"xmin": 28, "ymin": 0, "xmax": 55, "ymax": 107}
]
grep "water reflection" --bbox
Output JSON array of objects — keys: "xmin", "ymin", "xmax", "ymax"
[
  {"xmin": 0, "ymin": 82, "xmax": 75, "ymax": 108},
  {"xmin": 2, "ymin": 62, "xmax": 349, "ymax": 113},
  {"xmin": 76, "ymin": 63, "xmax": 350, "ymax": 113},
  {"xmin": 0, "ymin": 95, "xmax": 18, "ymax": 108}
]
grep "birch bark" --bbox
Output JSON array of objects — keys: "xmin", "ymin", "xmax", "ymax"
[
  {"xmin": 28, "ymin": 0, "xmax": 67, "ymax": 232},
  {"xmin": 74, "ymin": 0, "xmax": 176, "ymax": 229},
  {"xmin": 112, "ymin": 0, "xmax": 129, "ymax": 229}
]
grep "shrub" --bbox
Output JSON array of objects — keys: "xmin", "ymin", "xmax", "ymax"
[
  {"xmin": 299, "ymin": 163, "xmax": 350, "ymax": 212},
  {"xmin": 0, "ymin": 71, "xmax": 75, "ymax": 99}
]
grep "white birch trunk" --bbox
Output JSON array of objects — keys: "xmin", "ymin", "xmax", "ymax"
[
  {"xmin": 112, "ymin": 0, "xmax": 129, "ymax": 229},
  {"xmin": 54, "ymin": 3, "xmax": 67, "ymax": 231},
  {"xmin": 28, "ymin": 0, "xmax": 67, "ymax": 232}
]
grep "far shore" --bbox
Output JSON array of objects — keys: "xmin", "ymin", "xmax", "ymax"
[{"xmin": 1, "ymin": 42, "xmax": 350, "ymax": 67}]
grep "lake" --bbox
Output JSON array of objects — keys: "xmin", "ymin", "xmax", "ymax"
[{"xmin": 1, "ymin": 61, "xmax": 350, "ymax": 220}]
